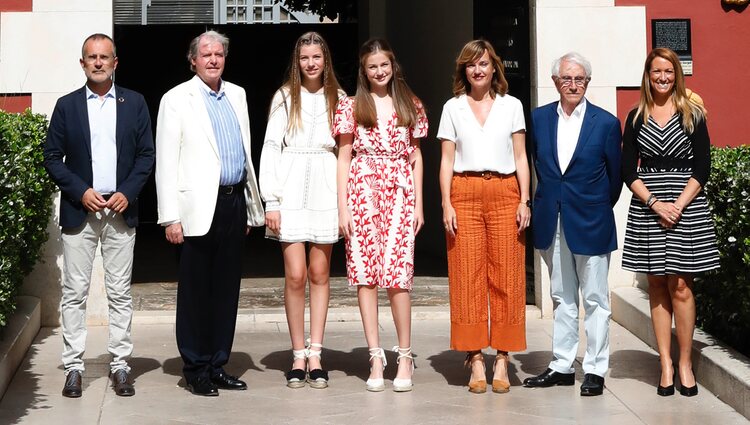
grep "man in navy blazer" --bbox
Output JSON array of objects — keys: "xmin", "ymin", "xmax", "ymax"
[
  {"xmin": 523, "ymin": 52, "xmax": 622, "ymax": 396},
  {"xmin": 44, "ymin": 33, "xmax": 154, "ymax": 398}
]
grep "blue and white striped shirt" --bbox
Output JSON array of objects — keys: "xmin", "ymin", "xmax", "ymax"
[{"xmin": 199, "ymin": 80, "xmax": 246, "ymax": 186}]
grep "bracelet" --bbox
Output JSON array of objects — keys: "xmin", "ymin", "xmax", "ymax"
[{"xmin": 646, "ymin": 194, "xmax": 657, "ymax": 208}]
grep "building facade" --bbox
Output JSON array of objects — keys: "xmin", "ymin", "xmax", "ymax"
[{"xmin": 1, "ymin": 0, "xmax": 748, "ymax": 326}]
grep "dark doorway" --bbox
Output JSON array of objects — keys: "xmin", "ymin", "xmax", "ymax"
[
  {"xmin": 114, "ymin": 23, "xmax": 360, "ymax": 282},
  {"xmin": 114, "ymin": 23, "xmax": 449, "ymax": 283},
  {"xmin": 474, "ymin": 0, "xmax": 535, "ymax": 301}
]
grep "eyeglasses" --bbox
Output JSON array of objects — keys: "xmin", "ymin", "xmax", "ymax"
[{"xmin": 557, "ymin": 76, "xmax": 589, "ymax": 87}]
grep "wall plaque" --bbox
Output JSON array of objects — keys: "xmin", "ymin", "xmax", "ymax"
[{"xmin": 652, "ymin": 18, "xmax": 693, "ymax": 75}]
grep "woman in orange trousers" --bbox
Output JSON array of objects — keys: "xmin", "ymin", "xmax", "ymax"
[{"xmin": 437, "ymin": 40, "xmax": 530, "ymax": 394}]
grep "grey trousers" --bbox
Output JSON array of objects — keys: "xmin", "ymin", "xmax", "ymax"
[{"xmin": 60, "ymin": 208, "xmax": 135, "ymax": 374}]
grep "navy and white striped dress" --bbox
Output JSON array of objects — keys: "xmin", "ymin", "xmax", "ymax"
[{"xmin": 622, "ymin": 114, "xmax": 720, "ymax": 274}]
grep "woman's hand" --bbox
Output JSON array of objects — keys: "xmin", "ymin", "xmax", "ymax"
[
  {"xmin": 414, "ymin": 203, "xmax": 424, "ymax": 235},
  {"xmin": 652, "ymin": 201, "xmax": 683, "ymax": 228},
  {"xmin": 443, "ymin": 202, "xmax": 457, "ymax": 238},
  {"xmin": 339, "ymin": 208, "xmax": 354, "ymax": 239},
  {"xmin": 516, "ymin": 202, "xmax": 531, "ymax": 234},
  {"xmin": 265, "ymin": 211, "xmax": 281, "ymax": 234}
]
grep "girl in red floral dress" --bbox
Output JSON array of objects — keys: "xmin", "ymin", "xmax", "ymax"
[{"xmin": 333, "ymin": 39, "xmax": 428, "ymax": 392}]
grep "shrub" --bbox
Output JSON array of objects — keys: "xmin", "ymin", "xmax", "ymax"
[
  {"xmin": 0, "ymin": 109, "xmax": 55, "ymax": 328},
  {"xmin": 697, "ymin": 145, "xmax": 750, "ymax": 357}
]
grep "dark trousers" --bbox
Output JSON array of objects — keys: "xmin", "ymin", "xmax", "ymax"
[{"xmin": 175, "ymin": 191, "xmax": 246, "ymax": 383}]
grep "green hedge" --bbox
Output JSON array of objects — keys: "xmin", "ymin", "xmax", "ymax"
[
  {"xmin": 697, "ymin": 145, "xmax": 750, "ymax": 357},
  {"xmin": 0, "ymin": 109, "xmax": 55, "ymax": 328}
]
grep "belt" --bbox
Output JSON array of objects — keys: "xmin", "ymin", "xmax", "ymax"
[
  {"xmin": 640, "ymin": 156, "xmax": 693, "ymax": 169},
  {"xmin": 454, "ymin": 171, "xmax": 512, "ymax": 180},
  {"xmin": 218, "ymin": 181, "xmax": 244, "ymax": 195},
  {"xmin": 101, "ymin": 193, "xmax": 113, "ymax": 201},
  {"xmin": 357, "ymin": 153, "xmax": 408, "ymax": 159},
  {"xmin": 283, "ymin": 147, "xmax": 335, "ymax": 154}
]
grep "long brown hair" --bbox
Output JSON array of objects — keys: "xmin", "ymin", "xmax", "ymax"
[
  {"xmin": 634, "ymin": 47, "xmax": 705, "ymax": 133},
  {"xmin": 274, "ymin": 31, "xmax": 342, "ymax": 132},
  {"xmin": 452, "ymin": 39, "xmax": 508, "ymax": 98},
  {"xmin": 354, "ymin": 38, "xmax": 419, "ymax": 128}
]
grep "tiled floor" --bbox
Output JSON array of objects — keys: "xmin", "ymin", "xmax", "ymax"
[{"xmin": 1, "ymin": 308, "xmax": 746, "ymax": 424}]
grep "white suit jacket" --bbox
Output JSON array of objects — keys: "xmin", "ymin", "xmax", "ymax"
[{"xmin": 155, "ymin": 75, "xmax": 265, "ymax": 236}]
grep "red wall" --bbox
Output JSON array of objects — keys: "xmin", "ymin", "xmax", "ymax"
[
  {"xmin": 0, "ymin": 0, "xmax": 32, "ymax": 12},
  {"xmin": 0, "ymin": 95, "xmax": 32, "ymax": 113},
  {"xmin": 615, "ymin": 0, "xmax": 750, "ymax": 147}
]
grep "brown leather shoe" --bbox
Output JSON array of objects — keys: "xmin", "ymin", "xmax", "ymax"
[
  {"xmin": 62, "ymin": 370, "xmax": 82, "ymax": 398},
  {"xmin": 111, "ymin": 369, "xmax": 135, "ymax": 396}
]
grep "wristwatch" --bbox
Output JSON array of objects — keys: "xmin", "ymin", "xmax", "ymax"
[{"xmin": 522, "ymin": 199, "xmax": 531, "ymax": 208}]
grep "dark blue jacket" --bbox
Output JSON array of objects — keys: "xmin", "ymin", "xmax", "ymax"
[
  {"xmin": 44, "ymin": 85, "xmax": 155, "ymax": 229},
  {"xmin": 529, "ymin": 100, "xmax": 622, "ymax": 255}
]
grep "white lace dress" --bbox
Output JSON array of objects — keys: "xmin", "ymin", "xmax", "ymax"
[{"xmin": 259, "ymin": 88, "xmax": 342, "ymax": 243}]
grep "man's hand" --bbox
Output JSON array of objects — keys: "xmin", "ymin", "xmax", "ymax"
[
  {"xmin": 105, "ymin": 192, "xmax": 129, "ymax": 213},
  {"xmin": 165, "ymin": 223, "xmax": 184, "ymax": 244},
  {"xmin": 81, "ymin": 188, "xmax": 107, "ymax": 212}
]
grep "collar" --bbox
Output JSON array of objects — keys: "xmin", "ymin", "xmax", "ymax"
[
  {"xmin": 85, "ymin": 84, "xmax": 116, "ymax": 100},
  {"xmin": 557, "ymin": 97, "xmax": 587, "ymax": 120},
  {"xmin": 195, "ymin": 75, "xmax": 226, "ymax": 98}
]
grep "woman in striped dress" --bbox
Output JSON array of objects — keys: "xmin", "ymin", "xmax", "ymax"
[{"xmin": 621, "ymin": 47, "xmax": 719, "ymax": 398}]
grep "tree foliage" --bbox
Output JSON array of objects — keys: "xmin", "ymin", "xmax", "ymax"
[
  {"xmin": 276, "ymin": 0, "xmax": 358, "ymax": 22},
  {"xmin": 697, "ymin": 145, "xmax": 750, "ymax": 356},
  {"xmin": 0, "ymin": 109, "xmax": 55, "ymax": 327}
]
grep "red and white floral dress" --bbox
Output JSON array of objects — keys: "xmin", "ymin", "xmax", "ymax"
[{"xmin": 333, "ymin": 97, "xmax": 429, "ymax": 290}]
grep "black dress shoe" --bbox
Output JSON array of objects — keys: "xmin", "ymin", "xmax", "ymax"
[
  {"xmin": 62, "ymin": 370, "xmax": 82, "ymax": 398},
  {"xmin": 523, "ymin": 368, "xmax": 575, "ymax": 388},
  {"xmin": 211, "ymin": 372, "xmax": 247, "ymax": 390},
  {"xmin": 111, "ymin": 369, "xmax": 135, "ymax": 396},
  {"xmin": 187, "ymin": 376, "xmax": 219, "ymax": 396},
  {"xmin": 580, "ymin": 373, "xmax": 605, "ymax": 396},
  {"xmin": 679, "ymin": 384, "xmax": 698, "ymax": 397}
]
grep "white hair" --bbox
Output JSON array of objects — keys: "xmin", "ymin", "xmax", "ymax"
[
  {"xmin": 551, "ymin": 52, "xmax": 592, "ymax": 78},
  {"xmin": 187, "ymin": 30, "xmax": 229, "ymax": 72}
]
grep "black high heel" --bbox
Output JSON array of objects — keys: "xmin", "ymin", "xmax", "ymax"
[
  {"xmin": 678, "ymin": 367, "xmax": 698, "ymax": 397},
  {"xmin": 679, "ymin": 384, "xmax": 698, "ymax": 397},
  {"xmin": 657, "ymin": 383, "xmax": 675, "ymax": 396},
  {"xmin": 656, "ymin": 364, "xmax": 675, "ymax": 396}
]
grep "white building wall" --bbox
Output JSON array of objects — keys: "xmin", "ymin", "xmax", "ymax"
[
  {"xmin": 532, "ymin": 0, "xmax": 646, "ymax": 317},
  {"xmin": 0, "ymin": 1, "xmax": 113, "ymax": 326}
]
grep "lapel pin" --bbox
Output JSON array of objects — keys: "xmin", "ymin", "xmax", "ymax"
[{"xmin": 118, "ymin": 97, "xmax": 125, "ymax": 103}]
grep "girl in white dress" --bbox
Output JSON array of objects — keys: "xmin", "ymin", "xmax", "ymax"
[{"xmin": 259, "ymin": 32, "xmax": 345, "ymax": 389}]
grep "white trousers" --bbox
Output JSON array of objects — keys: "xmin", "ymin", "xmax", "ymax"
[
  {"xmin": 540, "ymin": 217, "xmax": 611, "ymax": 377},
  {"xmin": 60, "ymin": 208, "xmax": 135, "ymax": 374}
]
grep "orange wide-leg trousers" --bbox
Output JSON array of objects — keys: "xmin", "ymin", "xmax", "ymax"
[{"xmin": 446, "ymin": 173, "xmax": 527, "ymax": 352}]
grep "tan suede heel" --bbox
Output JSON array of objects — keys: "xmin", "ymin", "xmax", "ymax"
[
  {"xmin": 465, "ymin": 351, "xmax": 487, "ymax": 394},
  {"xmin": 492, "ymin": 352, "xmax": 511, "ymax": 394}
]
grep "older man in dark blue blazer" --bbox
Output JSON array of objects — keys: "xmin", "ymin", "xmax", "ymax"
[
  {"xmin": 523, "ymin": 52, "xmax": 622, "ymax": 397},
  {"xmin": 44, "ymin": 33, "xmax": 154, "ymax": 399}
]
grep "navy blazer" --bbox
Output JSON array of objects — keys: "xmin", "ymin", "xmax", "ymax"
[
  {"xmin": 529, "ymin": 100, "xmax": 622, "ymax": 256},
  {"xmin": 44, "ymin": 84, "xmax": 155, "ymax": 229}
]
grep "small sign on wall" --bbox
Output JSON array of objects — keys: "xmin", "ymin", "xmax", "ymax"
[{"xmin": 651, "ymin": 18, "xmax": 693, "ymax": 75}]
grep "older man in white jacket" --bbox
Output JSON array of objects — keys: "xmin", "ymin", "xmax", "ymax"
[{"xmin": 155, "ymin": 30, "xmax": 264, "ymax": 397}]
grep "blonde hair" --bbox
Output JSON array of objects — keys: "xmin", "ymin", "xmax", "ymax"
[
  {"xmin": 634, "ymin": 47, "xmax": 705, "ymax": 133},
  {"xmin": 354, "ymin": 38, "xmax": 419, "ymax": 129},
  {"xmin": 452, "ymin": 39, "xmax": 508, "ymax": 98},
  {"xmin": 273, "ymin": 32, "xmax": 342, "ymax": 133}
]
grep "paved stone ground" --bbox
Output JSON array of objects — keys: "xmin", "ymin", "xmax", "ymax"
[
  {"xmin": 1, "ymin": 306, "xmax": 747, "ymax": 424},
  {"xmin": 131, "ymin": 277, "xmax": 452, "ymax": 310}
]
